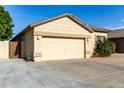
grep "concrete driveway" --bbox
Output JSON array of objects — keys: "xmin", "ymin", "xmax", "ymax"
[
  {"xmin": 46, "ymin": 54, "xmax": 124, "ymax": 88},
  {"xmin": 0, "ymin": 59, "xmax": 91, "ymax": 88},
  {"xmin": 0, "ymin": 53, "xmax": 124, "ymax": 88}
]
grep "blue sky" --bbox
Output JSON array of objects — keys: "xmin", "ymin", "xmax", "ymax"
[{"xmin": 4, "ymin": 5, "xmax": 124, "ymax": 37}]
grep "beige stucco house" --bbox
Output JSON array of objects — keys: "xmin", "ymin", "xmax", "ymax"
[{"xmin": 10, "ymin": 13, "xmax": 109, "ymax": 62}]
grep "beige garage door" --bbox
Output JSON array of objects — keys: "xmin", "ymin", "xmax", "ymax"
[{"xmin": 41, "ymin": 37, "xmax": 84, "ymax": 60}]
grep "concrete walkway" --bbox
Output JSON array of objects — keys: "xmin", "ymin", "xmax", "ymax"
[{"xmin": 0, "ymin": 59, "xmax": 91, "ymax": 88}]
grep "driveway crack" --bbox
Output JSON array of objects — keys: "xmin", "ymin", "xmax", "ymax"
[{"xmin": 29, "ymin": 71, "xmax": 47, "ymax": 88}]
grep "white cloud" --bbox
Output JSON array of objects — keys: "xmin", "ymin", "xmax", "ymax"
[
  {"xmin": 104, "ymin": 19, "xmax": 124, "ymax": 30},
  {"xmin": 104, "ymin": 26, "xmax": 113, "ymax": 29},
  {"xmin": 104, "ymin": 25, "xmax": 124, "ymax": 30},
  {"xmin": 12, "ymin": 13, "xmax": 46, "ymax": 19},
  {"xmin": 121, "ymin": 19, "xmax": 124, "ymax": 22}
]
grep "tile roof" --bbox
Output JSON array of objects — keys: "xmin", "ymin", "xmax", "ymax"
[
  {"xmin": 10, "ymin": 13, "xmax": 110, "ymax": 41},
  {"xmin": 89, "ymin": 25, "xmax": 111, "ymax": 33},
  {"xmin": 30, "ymin": 13, "xmax": 93, "ymax": 32},
  {"xmin": 108, "ymin": 29, "xmax": 124, "ymax": 39}
]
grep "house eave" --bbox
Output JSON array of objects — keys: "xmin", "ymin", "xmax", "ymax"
[
  {"xmin": 10, "ymin": 26, "xmax": 31, "ymax": 41},
  {"xmin": 34, "ymin": 31, "xmax": 91, "ymax": 39}
]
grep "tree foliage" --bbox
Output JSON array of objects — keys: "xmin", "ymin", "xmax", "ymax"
[
  {"xmin": 94, "ymin": 38, "xmax": 116, "ymax": 57},
  {"xmin": 0, "ymin": 5, "xmax": 14, "ymax": 40}
]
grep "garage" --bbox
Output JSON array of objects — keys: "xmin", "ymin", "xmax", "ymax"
[{"xmin": 41, "ymin": 37, "xmax": 85, "ymax": 60}]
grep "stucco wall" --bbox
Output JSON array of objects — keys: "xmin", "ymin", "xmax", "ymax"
[
  {"xmin": 21, "ymin": 29, "xmax": 34, "ymax": 59},
  {"xmin": 85, "ymin": 32, "xmax": 107, "ymax": 58},
  {"xmin": 34, "ymin": 17, "xmax": 91, "ymax": 35},
  {"xmin": 0, "ymin": 41, "xmax": 9, "ymax": 59}
]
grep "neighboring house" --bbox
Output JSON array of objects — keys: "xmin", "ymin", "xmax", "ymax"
[
  {"xmin": 108, "ymin": 29, "xmax": 124, "ymax": 53},
  {"xmin": 10, "ymin": 13, "xmax": 109, "ymax": 62}
]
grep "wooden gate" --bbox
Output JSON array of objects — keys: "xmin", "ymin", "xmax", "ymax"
[{"xmin": 9, "ymin": 41, "xmax": 21, "ymax": 58}]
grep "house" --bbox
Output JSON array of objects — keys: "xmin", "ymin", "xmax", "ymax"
[
  {"xmin": 10, "ymin": 13, "xmax": 109, "ymax": 62},
  {"xmin": 108, "ymin": 29, "xmax": 124, "ymax": 53}
]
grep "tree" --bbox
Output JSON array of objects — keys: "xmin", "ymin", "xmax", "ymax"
[
  {"xmin": 0, "ymin": 5, "xmax": 14, "ymax": 41},
  {"xmin": 94, "ymin": 38, "xmax": 116, "ymax": 57}
]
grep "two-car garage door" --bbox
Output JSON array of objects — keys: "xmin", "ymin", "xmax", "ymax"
[{"xmin": 41, "ymin": 37, "xmax": 85, "ymax": 60}]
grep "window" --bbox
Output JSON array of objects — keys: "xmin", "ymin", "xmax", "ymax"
[{"xmin": 96, "ymin": 36, "xmax": 105, "ymax": 41}]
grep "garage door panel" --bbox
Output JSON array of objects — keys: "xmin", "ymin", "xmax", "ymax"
[{"xmin": 41, "ymin": 37, "xmax": 84, "ymax": 60}]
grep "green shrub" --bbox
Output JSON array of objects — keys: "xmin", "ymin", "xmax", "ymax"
[
  {"xmin": 94, "ymin": 38, "xmax": 116, "ymax": 57},
  {"xmin": 111, "ymin": 41, "xmax": 116, "ymax": 53},
  {"xmin": 25, "ymin": 53, "xmax": 32, "ymax": 61}
]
